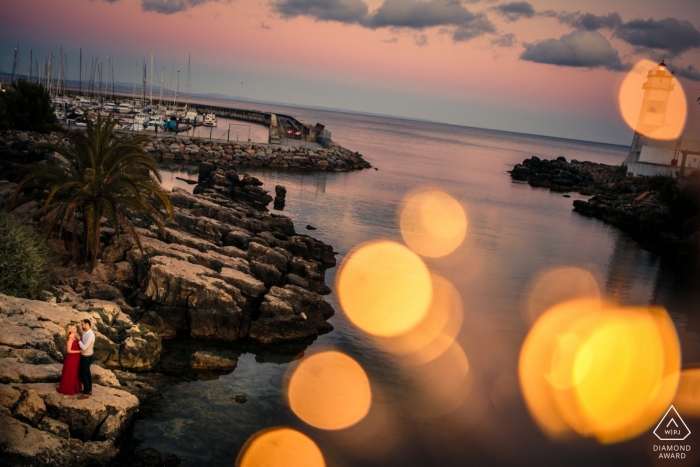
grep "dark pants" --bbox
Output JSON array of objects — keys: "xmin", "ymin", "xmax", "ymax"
[{"xmin": 79, "ymin": 355, "xmax": 93, "ymax": 394}]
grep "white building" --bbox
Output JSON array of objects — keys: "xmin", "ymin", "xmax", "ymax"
[{"xmin": 623, "ymin": 61, "xmax": 700, "ymax": 177}]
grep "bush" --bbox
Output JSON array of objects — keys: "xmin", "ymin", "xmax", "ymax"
[
  {"xmin": 0, "ymin": 213, "xmax": 56, "ymax": 299},
  {"xmin": 649, "ymin": 174, "xmax": 678, "ymax": 204},
  {"xmin": 0, "ymin": 80, "xmax": 59, "ymax": 132}
]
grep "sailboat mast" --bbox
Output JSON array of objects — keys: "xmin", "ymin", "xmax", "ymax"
[
  {"xmin": 150, "ymin": 52, "xmax": 154, "ymax": 106},
  {"xmin": 186, "ymin": 53, "xmax": 190, "ymax": 111},
  {"xmin": 159, "ymin": 67, "xmax": 164, "ymax": 106},
  {"xmin": 132, "ymin": 60, "xmax": 136, "ymax": 102},
  {"xmin": 168, "ymin": 62, "xmax": 174, "ymax": 108},
  {"xmin": 11, "ymin": 45, "xmax": 19, "ymax": 83},
  {"xmin": 142, "ymin": 58, "xmax": 146, "ymax": 106},
  {"xmin": 175, "ymin": 70, "xmax": 179, "ymax": 108}
]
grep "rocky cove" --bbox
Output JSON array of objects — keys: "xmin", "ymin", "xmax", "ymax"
[
  {"xmin": 0, "ymin": 133, "xmax": 344, "ymax": 465},
  {"xmin": 509, "ymin": 156, "xmax": 700, "ymax": 258}
]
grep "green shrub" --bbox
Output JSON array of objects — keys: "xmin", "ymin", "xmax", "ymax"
[
  {"xmin": 0, "ymin": 80, "xmax": 59, "ymax": 132},
  {"xmin": 0, "ymin": 213, "xmax": 55, "ymax": 299},
  {"xmin": 649, "ymin": 174, "xmax": 678, "ymax": 204}
]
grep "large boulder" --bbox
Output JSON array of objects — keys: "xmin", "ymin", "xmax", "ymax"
[
  {"xmin": 0, "ymin": 294, "xmax": 163, "ymax": 374},
  {"xmin": 0, "ymin": 413, "xmax": 118, "ymax": 467},
  {"xmin": 37, "ymin": 416, "xmax": 70, "ymax": 439},
  {"xmin": 0, "ymin": 384, "xmax": 21, "ymax": 412},
  {"xmin": 12, "ymin": 389, "xmax": 46, "ymax": 426},
  {"xmin": 118, "ymin": 332, "xmax": 162, "ymax": 371},
  {"xmin": 22, "ymin": 382, "xmax": 139, "ymax": 442},
  {"xmin": 247, "ymin": 285, "xmax": 334, "ymax": 344}
]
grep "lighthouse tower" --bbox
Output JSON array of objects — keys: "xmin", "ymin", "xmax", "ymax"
[
  {"xmin": 624, "ymin": 61, "xmax": 682, "ymax": 176},
  {"xmin": 634, "ymin": 60, "xmax": 675, "ymax": 138}
]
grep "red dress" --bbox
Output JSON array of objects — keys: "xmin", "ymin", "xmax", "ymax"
[{"xmin": 57, "ymin": 339, "xmax": 83, "ymax": 395}]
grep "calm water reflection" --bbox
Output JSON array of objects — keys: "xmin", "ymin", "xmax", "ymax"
[{"xmin": 136, "ymin": 105, "xmax": 700, "ymax": 467}]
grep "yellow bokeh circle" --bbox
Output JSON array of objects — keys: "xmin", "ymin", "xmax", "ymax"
[
  {"xmin": 236, "ymin": 427, "xmax": 325, "ymax": 467},
  {"xmin": 519, "ymin": 298, "xmax": 681, "ymax": 444},
  {"xmin": 399, "ymin": 190, "xmax": 467, "ymax": 257},
  {"xmin": 287, "ymin": 350, "xmax": 372, "ymax": 430},
  {"xmin": 618, "ymin": 59, "xmax": 687, "ymax": 140},
  {"xmin": 337, "ymin": 241, "xmax": 433, "ymax": 337}
]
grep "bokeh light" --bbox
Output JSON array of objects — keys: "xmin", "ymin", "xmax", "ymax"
[
  {"xmin": 236, "ymin": 427, "xmax": 325, "ymax": 467},
  {"xmin": 618, "ymin": 59, "xmax": 687, "ymax": 140},
  {"xmin": 673, "ymin": 368, "xmax": 700, "ymax": 418},
  {"xmin": 287, "ymin": 350, "xmax": 372, "ymax": 430},
  {"xmin": 522, "ymin": 266, "xmax": 600, "ymax": 324},
  {"xmin": 374, "ymin": 274, "xmax": 464, "ymax": 365},
  {"xmin": 399, "ymin": 190, "xmax": 468, "ymax": 257},
  {"xmin": 337, "ymin": 241, "xmax": 433, "ymax": 337},
  {"xmin": 405, "ymin": 341, "xmax": 471, "ymax": 418},
  {"xmin": 519, "ymin": 298, "xmax": 681, "ymax": 444}
]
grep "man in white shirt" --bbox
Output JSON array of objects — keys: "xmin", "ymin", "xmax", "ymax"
[{"xmin": 77, "ymin": 319, "xmax": 95, "ymax": 399}]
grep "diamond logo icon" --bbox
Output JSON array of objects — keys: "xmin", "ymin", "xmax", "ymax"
[{"xmin": 654, "ymin": 405, "xmax": 691, "ymax": 441}]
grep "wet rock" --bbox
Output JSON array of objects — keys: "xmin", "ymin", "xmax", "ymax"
[
  {"xmin": 248, "ymin": 285, "xmax": 334, "ymax": 344},
  {"xmin": 274, "ymin": 185, "xmax": 286, "ymax": 210},
  {"xmin": 119, "ymin": 332, "xmax": 162, "ymax": 371},
  {"xmin": 129, "ymin": 447, "xmax": 181, "ymax": 467},
  {"xmin": 188, "ymin": 306, "xmax": 243, "ymax": 341},
  {"xmin": 190, "ymin": 351, "xmax": 238, "ymax": 370},
  {"xmin": 96, "ymin": 410, "xmax": 129, "ymax": 441}
]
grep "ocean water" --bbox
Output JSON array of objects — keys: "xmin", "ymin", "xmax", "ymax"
[{"xmin": 134, "ymin": 102, "xmax": 700, "ymax": 467}]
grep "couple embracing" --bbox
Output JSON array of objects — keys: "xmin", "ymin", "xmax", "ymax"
[{"xmin": 57, "ymin": 319, "xmax": 95, "ymax": 399}]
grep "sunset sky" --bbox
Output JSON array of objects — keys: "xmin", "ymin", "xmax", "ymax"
[{"xmin": 2, "ymin": 0, "xmax": 700, "ymax": 144}]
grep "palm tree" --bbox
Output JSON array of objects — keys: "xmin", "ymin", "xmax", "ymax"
[{"xmin": 10, "ymin": 114, "xmax": 174, "ymax": 271}]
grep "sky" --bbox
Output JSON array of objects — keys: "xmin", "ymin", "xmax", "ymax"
[{"xmin": 1, "ymin": 0, "xmax": 700, "ymax": 144}]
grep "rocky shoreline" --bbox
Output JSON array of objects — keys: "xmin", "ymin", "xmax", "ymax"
[
  {"xmin": 0, "ymin": 145, "xmax": 341, "ymax": 464},
  {"xmin": 509, "ymin": 156, "xmax": 700, "ymax": 257},
  {"xmin": 0, "ymin": 128, "xmax": 371, "ymax": 172}
]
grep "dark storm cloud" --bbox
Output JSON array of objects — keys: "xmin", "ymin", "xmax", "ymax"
[
  {"xmin": 494, "ymin": 2, "xmax": 534, "ymax": 22},
  {"xmin": 541, "ymin": 11, "xmax": 621, "ymax": 31},
  {"xmin": 141, "ymin": 0, "xmax": 225, "ymax": 14},
  {"xmin": 272, "ymin": 0, "xmax": 495, "ymax": 42},
  {"xmin": 273, "ymin": 0, "xmax": 368, "ymax": 23},
  {"xmin": 670, "ymin": 64, "xmax": 700, "ymax": 81},
  {"xmin": 614, "ymin": 18, "xmax": 700, "ymax": 56},
  {"xmin": 491, "ymin": 33, "xmax": 516, "ymax": 47},
  {"xmin": 520, "ymin": 29, "xmax": 626, "ymax": 71}
]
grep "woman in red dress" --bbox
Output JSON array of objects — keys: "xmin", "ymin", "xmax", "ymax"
[{"xmin": 57, "ymin": 324, "xmax": 83, "ymax": 396}]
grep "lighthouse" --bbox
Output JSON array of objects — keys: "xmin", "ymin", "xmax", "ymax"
[
  {"xmin": 623, "ymin": 60, "xmax": 690, "ymax": 177},
  {"xmin": 634, "ymin": 60, "xmax": 675, "ymax": 138}
]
